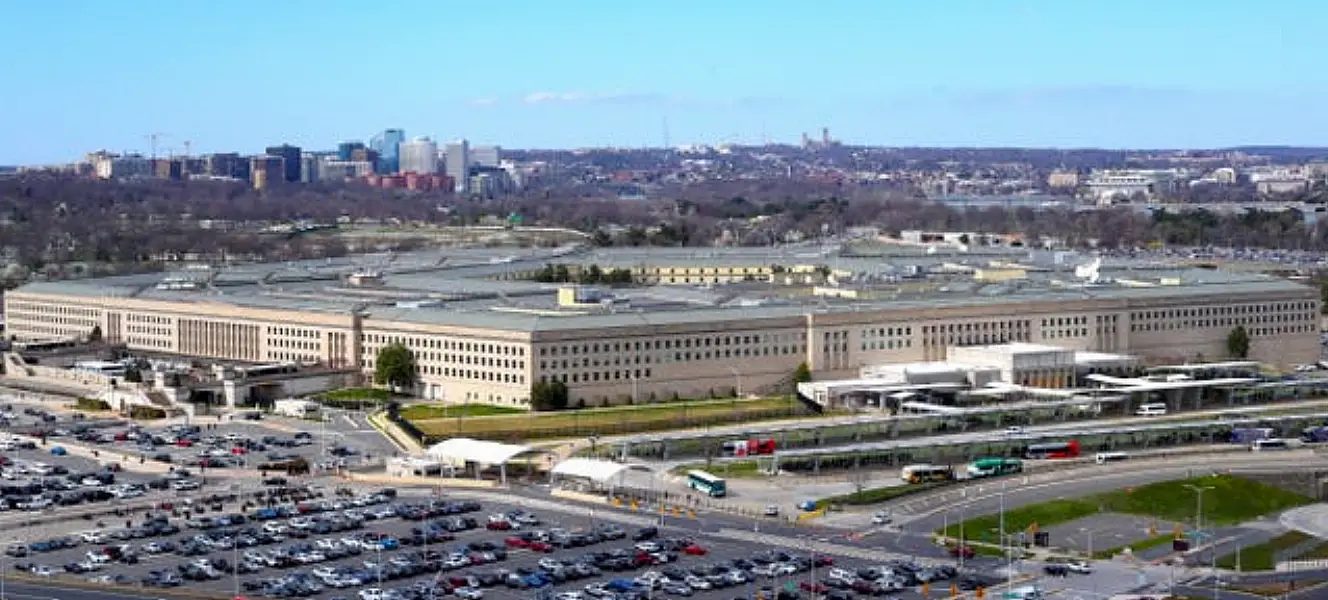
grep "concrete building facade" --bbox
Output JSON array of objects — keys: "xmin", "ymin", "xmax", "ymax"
[{"xmin": 3, "ymin": 249, "xmax": 1319, "ymax": 409}]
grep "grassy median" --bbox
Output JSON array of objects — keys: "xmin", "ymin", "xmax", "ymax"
[
  {"xmin": 939, "ymin": 475, "xmax": 1313, "ymax": 541},
  {"xmin": 406, "ymin": 396, "xmax": 814, "ymax": 442}
]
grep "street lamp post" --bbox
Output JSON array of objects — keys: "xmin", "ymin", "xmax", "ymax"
[
  {"xmin": 959, "ymin": 504, "xmax": 966, "ymax": 569},
  {"xmin": 1184, "ymin": 484, "xmax": 1215, "ymax": 536},
  {"xmin": 1184, "ymin": 484, "xmax": 1216, "ymax": 600},
  {"xmin": 728, "ymin": 367, "xmax": 743, "ymax": 398},
  {"xmin": 999, "ymin": 480, "xmax": 1010, "ymax": 587}
]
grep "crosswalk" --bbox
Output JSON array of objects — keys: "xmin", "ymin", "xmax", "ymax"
[{"xmin": 715, "ymin": 528, "xmax": 946, "ymax": 566}]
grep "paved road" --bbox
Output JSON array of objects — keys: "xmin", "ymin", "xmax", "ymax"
[
  {"xmin": 0, "ymin": 578, "xmax": 186, "ymax": 600},
  {"xmin": 1280, "ymin": 504, "xmax": 1328, "ymax": 539}
]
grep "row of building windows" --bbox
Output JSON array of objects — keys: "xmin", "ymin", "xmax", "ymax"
[
  {"xmin": 125, "ymin": 336, "xmax": 170, "ymax": 350},
  {"xmin": 539, "ymin": 368, "xmax": 653, "ymax": 384},
  {"xmin": 413, "ymin": 364, "xmax": 526, "ymax": 385},
  {"xmin": 266, "ymin": 326, "xmax": 319, "ymax": 339},
  {"xmin": 539, "ymin": 333, "xmax": 799, "ymax": 357},
  {"xmin": 363, "ymin": 333, "xmax": 525, "ymax": 357}
]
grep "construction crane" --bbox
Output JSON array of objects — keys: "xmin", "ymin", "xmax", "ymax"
[{"xmin": 145, "ymin": 132, "xmax": 169, "ymax": 160}]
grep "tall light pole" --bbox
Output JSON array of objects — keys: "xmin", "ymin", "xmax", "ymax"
[
  {"xmin": 728, "ymin": 367, "xmax": 743, "ymax": 398},
  {"xmin": 1000, "ymin": 480, "xmax": 1012, "ymax": 589},
  {"xmin": 232, "ymin": 533, "xmax": 240, "ymax": 599},
  {"xmin": 1184, "ymin": 484, "xmax": 1214, "ymax": 538}
]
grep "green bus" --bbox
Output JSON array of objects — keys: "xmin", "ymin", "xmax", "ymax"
[
  {"xmin": 686, "ymin": 470, "xmax": 727, "ymax": 497},
  {"xmin": 966, "ymin": 457, "xmax": 1023, "ymax": 479}
]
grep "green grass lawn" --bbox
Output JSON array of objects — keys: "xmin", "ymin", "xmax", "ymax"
[
  {"xmin": 1216, "ymin": 531, "xmax": 1312, "ymax": 571},
  {"xmin": 407, "ymin": 396, "xmax": 812, "ymax": 441},
  {"xmin": 940, "ymin": 475, "xmax": 1313, "ymax": 542},
  {"xmin": 1093, "ymin": 534, "xmax": 1176, "ymax": 559},
  {"xmin": 321, "ymin": 387, "xmax": 394, "ymax": 401},
  {"xmin": 1096, "ymin": 474, "xmax": 1312, "ymax": 527},
  {"xmin": 398, "ymin": 404, "xmax": 526, "ymax": 420},
  {"xmin": 817, "ymin": 482, "xmax": 945, "ymax": 509},
  {"xmin": 939, "ymin": 498, "xmax": 1100, "ymax": 541}
]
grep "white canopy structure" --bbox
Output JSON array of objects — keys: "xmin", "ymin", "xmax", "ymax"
[
  {"xmin": 551, "ymin": 458, "xmax": 652, "ymax": 482},
  {"xmin": 423, "ymin": 438, "xmax": 550, "ymax": 483},
  {"xmin": 550, "ymin": 458, "xmax": 654, "ymax": 492}
]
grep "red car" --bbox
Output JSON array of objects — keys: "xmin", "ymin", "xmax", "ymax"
[
  {"xmin": 504, "ymin": 536, "xmax": 530, "ymax": 548},
  {"xmin": 176, "ymin": 439, "xmax": 193, "ymax": 447},
  {"xmin": 486, "ymin": 521, "xmax": 512, "ymax": 531},
  {"xmin": 949, "ymin": 545, "xmax": 976, "ymax": 559},
  {"xmin": 681, "ymin": 543, "xmax": 708, "ymax": 556},
  {"xmin": 809, "ymin": 554, "xmax": 834, "ymax": 567},
  {"xmin": 528, "ymin": 541, "xmax": 554, "ymax": 553},
  {"xmin": 799, "ymin": 582, "xmax": 828, "ymax": 593}
]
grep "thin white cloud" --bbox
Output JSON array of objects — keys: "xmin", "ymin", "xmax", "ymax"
[
  {"xmin": 467, "ymin": 97, "xmax": 500, "ymax": 107},
  {"xmin": 518, "ymin": 91, "xmax": 780, "ymax": 108}
]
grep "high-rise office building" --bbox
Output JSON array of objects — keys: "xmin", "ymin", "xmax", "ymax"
[
  {"xmin": 206, "ymin": 153, "xmax": 248, "ymax": 180},
  {"xmin": 337, "ymin": 141, "xmax": 365, "ymax": 161},
  {"xmin": 398, "ymin": 137, "xmax": 439, "ymax": 174},
  {"xmin": 369, "ymin": 129, "xmax": 405, "ymax": 174},
  {"xmin": 250, "ymin": 155, "xmax": 284, "ymax": 190},
  {"xmin": 264, "ymin": 144, "xmax": 302, "ymax": 182},
  {"xmin": 444, "ymin": 139, "xmax": 470, "ymax": 194},
  {"xmin": 471, "ymin": 145, "xmax": 502, "ymax": 168}
]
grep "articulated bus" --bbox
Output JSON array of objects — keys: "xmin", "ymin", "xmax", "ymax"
[
  {"xmin": 686, "ymin": 470, "xmax": 728, "ymax": 497},
  {"xmin": 966, "ymin": 457, "xmax": 1023, "ymax": 478},
  {"xmin": 900, "ymin": 464, "xmax": 955, "ymax": 484},
  {"xmin": 1023, "ymin": 440, "xmax": 1081, "ymax": 460}
]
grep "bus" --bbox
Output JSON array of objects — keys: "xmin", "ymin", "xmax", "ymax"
[
  {"xmin": 900, "ymin": 464, "xmax": 955, "ymax": 484},
  {"xmin": 1023, "ymin": 440, "xmax": 1081, "ymax": 460},
  {"xmin": 1252, "ymin": 438, "xmax": 1293, "ymax": 452},
  {"xmin": 1095, "ymin": 451, "xmax": 1130, "ymax": 464},
  {"xmin": 14, "ymin": 339, "xmax": 77, "ymax": 352},
  {"xmin": 966, "ymin": 458, "xmax": 1023, "ymax": 478},
  {"xmin": 686, "ymin": 470, "xmax": 727, "ymax": 498},
  {"xmin": 1134, "ymin": 403, "xmax": 1168, "ymax": 417},
  {"xmin": 72, "ymin": 361, "xmax": 127, "ymax": 378}
]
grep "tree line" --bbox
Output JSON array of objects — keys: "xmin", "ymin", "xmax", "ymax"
[{"xmin": 531, "ymin": 263, "xmax": 633, "ymax": 285}]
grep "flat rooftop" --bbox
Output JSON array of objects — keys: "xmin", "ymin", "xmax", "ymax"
[{"xmin": 10, "ymin": 245, "xmax": 1312, "ymax": 333}]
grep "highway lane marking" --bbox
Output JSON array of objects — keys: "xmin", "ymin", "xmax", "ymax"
[{"xmin": 897, "ymin": 454, "xmax": 1328, "ymax": 522}]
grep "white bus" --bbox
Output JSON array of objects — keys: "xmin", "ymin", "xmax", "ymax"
[
  {"xmin": 899, "ymin": 464, "xmax": 954, "ymax": 484},
  {"xmin": 72, "ymin": 361, "xmax": 127, "ymax": 378},
  {"xmin": 1252, "ymin": 438, "xmax": 1294, "ymax": 451},
  {"xmin": 1095, "ymin": 452, "xmax": 1130, "ymax": 464},
  {"xmin": 685, "ymin": 470, "xmax": 727, "ymax": 497},
  {"xmin": 1134, "ymin": 403, "xmax": 1168, "ymax": 417}
]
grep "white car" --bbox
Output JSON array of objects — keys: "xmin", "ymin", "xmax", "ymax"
[
  {"xmin": 1066, "ymin": 561, "xmax": 1093, "ymax": 574},
  {"xmin": 32, "ymin": 565, "xmax": 54, "ymax": 577},
  {"xmin": 80, "ymin": 531, "xmax": 106, "ymax": 544},
  {"xmin": 359, "ymin": 589, "xmax": 385, "ymax": 600},
  {"xmin": 871, "ymin": 512, "xmax": 892, "ymax": 525},
  {"xmin": 456, "ymin": 587, "xmax": 484, "ymax": 600},
  {"xmin": 1004, "ymin": 426, "xmax": 1025, "ymax": 435}
]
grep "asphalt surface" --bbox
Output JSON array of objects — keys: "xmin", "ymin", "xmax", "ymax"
[
  {"xmin": 0, "ymin": 578, "xmax": 172, "ymax": 600},
  {"xmin": 0, "ymin": 486, "xmax": 1002, "ymax": 600}
]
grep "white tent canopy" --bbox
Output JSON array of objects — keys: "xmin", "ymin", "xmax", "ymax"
[
  {"xmin": 424, "ymin": 438, "xmax": 544, "ymax": 466},
  {"xmin": 551, "ymin": 458, "xmax": 653, "ymax": 483}
]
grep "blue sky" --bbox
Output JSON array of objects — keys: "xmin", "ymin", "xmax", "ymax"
[{"xmin": 2, "ymin": 0, "xmax": 1325, "ymax": 163}]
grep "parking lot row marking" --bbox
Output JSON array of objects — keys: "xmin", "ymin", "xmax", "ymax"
[
  {"xmin": 714, "ymin": 528, "xmax": 924, "ymax": 564},
  {"xmin": 439, "ymin": 490, "xmax": 660, "ymax": 528}
]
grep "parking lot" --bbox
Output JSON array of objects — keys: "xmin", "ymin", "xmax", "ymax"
[
  {"xmin": 0, "ymin": 479, "xmax": 1005, "ymax": 600},
  {"xmin": 0, "ymin": 396, "xmax": 383, "ymax": 479}
]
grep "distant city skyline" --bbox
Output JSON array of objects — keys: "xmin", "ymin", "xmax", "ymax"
[{"xmin": 4, "ymin": 0, "xmax": 1328, "ymax": 164}]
